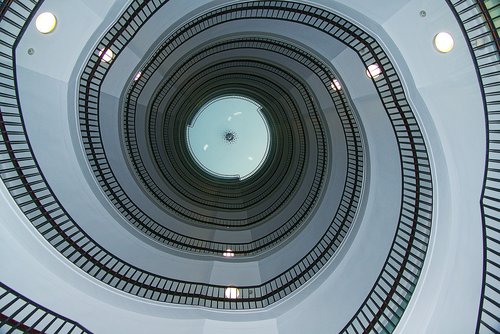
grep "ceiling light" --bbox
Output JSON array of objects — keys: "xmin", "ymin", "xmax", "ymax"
[
  {"xmin": 225, "ymin": 287, "xmax": 240, "ymax": 299},
  {"xmin": 331, "ymin": 79, "xmax": 342, "ymax": 91},
  {"xmin": 434, "ymin": 32, "xmax": 454, "ymax": 53},
  {"xmin": 366, "ymin": 64, "xmax": 382, "ymax": 79},
  {"xmin": 35, "ymin": 12, "xmax": 57, "ymax": 34},
  {"xmin": 98, "ymin": 48, "xmax": 114, "ymax": 63},
  {"xmin": 134, "ymin": 71, "xmax": 142, "ymax": 81},
  {"xmin": 223, "ymin": 249, "xmax": 234, "ymax": 257}
]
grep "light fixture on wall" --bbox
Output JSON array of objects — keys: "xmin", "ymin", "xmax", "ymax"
[
  {"xmin": 35, "ymin": 12, "xmax": 57, "ymax": 34},
  {"xmin": 223, "ymin": 249, "xmax": 234, "ymax": 257},
  {"xmin": 434, "ymin": 32, "xmax": 454, "ymax": 53},
  {"xmin": 366, "ymin": 64, "xmax": 382, "ymax": 79},
  {"xmin": 98, "ymin": 48, "xmax": 115, "ymax": 63},
  {"xmin": 225, "ymin": 287, "xmax": 240, "ymax": 299},
  {"xmin": 331, "ymin": 79, "xmax": 342, "ymax": 91}
]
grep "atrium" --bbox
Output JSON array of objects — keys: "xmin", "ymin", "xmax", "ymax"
[{"xmin": 0, "ymin": 0, "xmax": 499, "ymax": 333}]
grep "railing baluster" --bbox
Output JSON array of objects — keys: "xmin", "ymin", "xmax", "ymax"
[{"xmin": 446, "ymin": 0, "xmax": 500, "ymax": 333}]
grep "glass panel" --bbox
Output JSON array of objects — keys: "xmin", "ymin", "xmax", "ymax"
[{"xmin": 187, "ymin": 96, "xmax": 270, "ymax": 180}]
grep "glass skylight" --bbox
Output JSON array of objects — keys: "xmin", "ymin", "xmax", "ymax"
[{"xmin": 187, "ymin": 96, "xmax": 270, "ymax": 180}]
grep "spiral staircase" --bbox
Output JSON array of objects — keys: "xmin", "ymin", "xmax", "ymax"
[{"xmin": 0, "ymin": 0, "xmax": 499, "ymax": 333}]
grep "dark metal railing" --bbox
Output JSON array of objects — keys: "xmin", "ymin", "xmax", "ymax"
[
  {"xmin": 80, "ymin": 3, "xmax": 356, "ymax": 255},
  {"xmin": 127, "ymin": 45, "xmax": 331, "ymax": 252},
  {"xmin": 77, "ymin": 0, "xmax": 431, "ymax": 322},
  {"xmin": 137, "ymin": 61, "xmax": 311, "ymax": 225},
  {"xmin": 446, "ymin": 0, "xmax": 500, "ymax": 333},
  {"xmin": 0, "ymin": 282, "xmax": 90, "ymax": 334},
  {"xmin": 145, "ymin": 59, "xmax": 308, "ymax": 225},
  {"xmin": 1, "ymin": 0, "xmax": 360, "ymax": 311},
  {"xmin": 156, "ymin": 68, "xmax": 301, "ymax": 208},
  {"xmin": 1, "ymin": 2, "xmax": 432, "ymax": 329}
]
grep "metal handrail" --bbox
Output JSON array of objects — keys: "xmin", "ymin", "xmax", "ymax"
[
  {"xmin": 139, "ymin": 59, "xmax": 316, "ymax": 226},
  {"xmin": 446, "ymin": 0, "xmax": 500, "ymax": 333},
  {"xmin": 0, "ymin": 1, "xmax": 432, "ymax": 326},
  {"xmin": 0, "ymin": 282, "xmax": 90, "ymax": 334},
  {"xmin": 80, "ymin": 5, "xmax": 354, "ymax": 254},
  {"xmin": 78, "ymin": 0, "xmax": 431, "ymax": 320}
]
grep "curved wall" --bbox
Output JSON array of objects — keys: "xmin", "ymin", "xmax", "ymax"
[{"xmin": 0, "ymin": 0, "xmax": 494, "ymax": 333}]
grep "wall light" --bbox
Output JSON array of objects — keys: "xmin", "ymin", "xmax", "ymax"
[
  {"xmin": 98, "ymin": 49, "xmax": 114, "ymax": 63},
  {"xmin": 366, "ymin": 64, "xmax": 382, "ymax": 79},
  {"xmin": 331, "ymin": 79, "xmax": 342, "ymax": 91},
  {"xmin": 225, "ymin": 287, "xmax": 240, "ymax": 299},
  {"xmin": 434, "ymin": 32, "xmax": 454, "ymax": 53},
  {"xmin": 223, "ymin": 249, "xmax": 234, "ymax": 257},
  {"xmin": 35, "ymin": 12, "xmax": 57, "ymax": 34}
]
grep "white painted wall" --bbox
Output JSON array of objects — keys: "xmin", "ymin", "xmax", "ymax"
[{"xmin": 0, "ymin": 0, "xmax": 487, "ymax": 333}]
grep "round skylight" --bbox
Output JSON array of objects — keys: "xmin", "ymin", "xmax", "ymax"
[
  {"xmin": 434, "ymin": 32, "xmax": 454, "ymax": 53},
  {"xmin": 35, "ymin": 12, "xmax": 57, "ymax": 34},
  {"xmin": 187, "ymin": 96, "xmax": 270, "ymax": 180}
]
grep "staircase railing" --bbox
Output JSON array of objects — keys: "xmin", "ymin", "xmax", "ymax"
[
  {"xmin": 446, "ymin": 0, "xmax": 500, "ymax": 333},
  {"xmin": 0, "ymin": 282, "xmax": 90, "ymax": 334}
]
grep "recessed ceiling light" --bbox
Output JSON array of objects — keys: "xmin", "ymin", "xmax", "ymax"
[
  {"xmin": 223, "ymin": 249, "xmax": 234, "ymax": 257},
  {"xmin": 366, "ymin": 64, "xmax": 382, "ymax": 79},
  {"xmin": 134, "ymin": 71, "xmax": 142, "ymax": 81},
  {"xmin": 225, "ymin": 287, "xmax": 240, "ymax": 299},
  {"xmin": 331, "ymin": 79, "xmax": 342, "ymax": 91},
  {"xmin": 98, "ymin": 48, "xmax": 114, "ymax": 63},
  {"xmin": 434, "ymin": 32, "xmax": 454, "ymax": 53},
  {"xmin": 35, "ymin": 12, "xmax": 57, "ymax": 34}
]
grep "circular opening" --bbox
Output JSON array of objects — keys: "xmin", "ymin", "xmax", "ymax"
[
  {"xmin": 187, "ymin": 96, "xmax": 271, "ymax": 180},
  {"xmin": 434, "ymin": 32, "xmax": 454, "ymax": 53},
  {"xmin": 35, "ymin": 12, "xmax": 57, "ymax": 34}
]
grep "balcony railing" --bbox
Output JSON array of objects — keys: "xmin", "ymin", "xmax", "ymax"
[
  {"xmin": 0, "ymin": 282, "xmax": 90, "ymax": 334},
  {"xmin": 1, "ymin": 1, "xmax": 432, "ymax": 332},
  {"xmin": 446, "ymin": 0, "xmax": 500, "ymax": 333}
]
